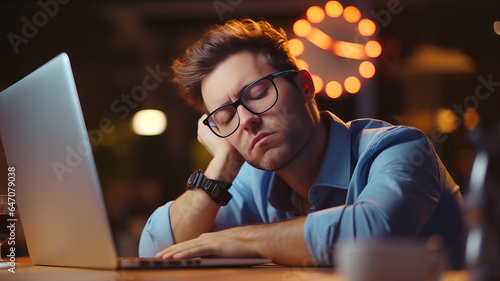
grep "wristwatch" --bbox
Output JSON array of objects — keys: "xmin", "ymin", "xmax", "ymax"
[{"xmin": 187, "ymin": 169, "xmax": 232, "ymax": 206}]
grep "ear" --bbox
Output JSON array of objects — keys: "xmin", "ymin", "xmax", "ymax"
[{"xmin": 295, "ymin": 69, "xmax": 315, "ymax": 102}]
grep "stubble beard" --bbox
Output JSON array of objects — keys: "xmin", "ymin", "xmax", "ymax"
[{"xmin": 244, "ymin": 113, "xmax": 314, "ymax": 172}]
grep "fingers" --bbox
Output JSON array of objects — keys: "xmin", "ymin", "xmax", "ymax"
[
  {"xmin": 155, "ymin": 229, "xmax": 262, "ymax": 261},
  {"xmin": 155, "ymin": 240, "xmax": 215, "ymax": 260},
  {"xmin": 197, "ymin": 114, "xmax": 208, "ymax": 137},
  {"xmin": 197, "ymin": 114, "xmax": 217, "ymax": 156}
]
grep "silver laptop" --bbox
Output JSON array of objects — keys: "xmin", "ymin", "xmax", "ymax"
[{"xmin": 0, "ymin": 53, "xmax": 270, "ymax": 269}]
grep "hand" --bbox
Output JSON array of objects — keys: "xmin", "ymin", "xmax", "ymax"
[
  {"xmin": 167, "ymin": 116, "xmax": 245, "ymax": 244},
  {"xmin": 155, "ymin": 228, "xmax": 261, "ymax": 260},
  {"xmin": 197, "ymin": 115, "xmax": 244, "ymax": 182},
  {"xmin": 156, "ymin": 217, "xmax": 313, "ymax": 266}
]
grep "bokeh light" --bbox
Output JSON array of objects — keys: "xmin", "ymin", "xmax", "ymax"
[
  {"xmin": 326, "ymin": 81, "xmax": 343, "ymax": 99},
  {"xmin": 296, "ymin": 59, "xmax": 309, "ymax": 70},
  {"xmin": 307, "ymin": 27, "xmax": 334, "ymax": 50},
  {"xmin": 343, "ymin": 6, "xmax": 361, "ymax": 23},
  {"xmin": 436, "ymin": 108, "xmax": 458, "ymax": 134},
  {"xmin": 325, "ymin": 1, "xmax": 343, "ymax": 18},
  {"xmin": 289, "ymin": 38, "xmax": 305, "ymax": 56},
  {"xmin": 358, "ymin": 19, "xmax": 376, "ymax": 36},
  {"xmin": 293, "ymin": 3, "xmax": 381, "ymax": 99},
  {"xmin": 464, "ymin": 108, "xmax": 481, "ymax": 130},
  {"xmin": 344, "ymin": 76, "xmax": 361, "ymax": 94},
  {"xmin": 131, "ymin": 109, "xmax": 167, "ymax": 136},
  {"xmin": 359, "ymin": 61, "xmax": 376, "ymax": 78},
  {"xmin": 333, "ymin": 41, "xmax": 365, "ymax": 60},
  {"xmin": 494, "ymin": 21, "xmax": 500, "ymax": 35},
  {"xmin": 293, "ymin": 19, "xmax": 312, "ymax": 37},
  {"xmin": 307, "ymin": 6, "xmax": 325, "ymax": 23},
  {"xmin": 312, "ymin": 75, "xmax": 324, "ymax": 93},
  {"xmin": 365, "ymin": 40, "xmax": 382, "ymax": 58}
]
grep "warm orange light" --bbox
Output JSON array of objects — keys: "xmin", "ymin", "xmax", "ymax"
[
  {"xmin": 312, "ymin": 75, "xmax": 324, "ymax": 93},
  {"xmin": 358, "ymin": 19, "xmax": 376, "ymax": 36},
  {"xmin": 365, "ymin": 40, "xmax": 382, "ymax": 58},
  {"xmin": 326, "ymin": 81, "xmax": 342, "ymax": 99},
  {"xmin": 464, "ymin": 108, "xmax": 481, "ymax": 130},
  {"xmin": 359, "ymin": 61, "xmax": 376, "ymax": 78},
  {"xmin": 494, "ymin": 21, "xmax": 500, "ymax": 36},
  {"xmin": 293, "ymin": 19, "xmax": 312, "ymax": 37},
  {"xmin": 296, "ymin": 59, "xmax": 309, "ymax": 70},
  {"xmin": 343, "ymin": 6, "xmax": 361, "ymax": 23},
  {"xmin": 344, "ymin": 76, "xmax": 361, "ymax": 94},
  {"xmin": 325, "ymin": 1, "xmax": 343, "ymax": 18},
  {"xmin": 306, "ymin": 27, "xmax": 334, "ymax": 51},
  {"xmin": 307, "ymin": 6, "xmax": 325, "ymax": 23},
  {"xmin": 333, "ymin": 41, "xmax": 365, "ymax": 60},
  {"xmin": 289, "ymin": 38, "xmax": 305, "ymax": 57},
  {"xmin": 436, "ymin": 108, "xmax": 458, "ymax": 133},
  {"xmin": 294, "ymin": 4, "xmax": 381, "ymax": 96}
]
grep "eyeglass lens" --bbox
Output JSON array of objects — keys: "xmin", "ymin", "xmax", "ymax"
[{"xmin": 209, "ymin": 78, "xmax": 277, "ymax": 137}]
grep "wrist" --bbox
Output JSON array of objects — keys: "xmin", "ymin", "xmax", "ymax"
[
  {"xmin": 187, "ymin": 169, "xmax": 232, "ymax": 206},
  {"xmin": 205, "ymin": 152, "xmax": 244, "ymax": 182}
]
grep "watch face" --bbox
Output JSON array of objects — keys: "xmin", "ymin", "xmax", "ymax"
[
  {"xmin": 185, "ymin": 170, "xmax": 232, "ymax": 205},
  {"xmin": 187, "ymin": 171, "xmax": 199, "ymax": 186}
]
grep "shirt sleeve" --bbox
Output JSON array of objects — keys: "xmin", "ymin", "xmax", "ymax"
[
  {"xmin": 138, "ymin": 163, "xmax": 284, "ymax": 257},
  {"xmin": 304, "ymin": 127, "xmax": 446, "ymax": 266},
  {"xmin": 138, "ymin": 201, "xmax": 175, "ymax": 257},
  {"xmin": 213, "ymin": 163, "xmax": 292, "ymax": 230}
]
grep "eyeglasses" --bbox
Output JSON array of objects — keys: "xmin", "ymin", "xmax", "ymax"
[{"xmin": 203, "ymin": 70, "xmax": 298, "ymax": 138}]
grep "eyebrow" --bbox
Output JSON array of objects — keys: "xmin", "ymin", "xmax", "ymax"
[
  {"xmin": 205, "ymin": 74, "xmax": 266, "ymax": 114},
  {"xmin": 203, "ymin": 84, "xmax": 243, "ymax": 114},
  {"xmin": 235, "ymin": 80, "xmax": 253, "ymax": 98},
  {"xmin": 235, "ymin": 74, "xmax": 268, "ymax": 97},
  {"xmin": 225, "ymin": 79, "xmax": 254, "ymax": 103}
]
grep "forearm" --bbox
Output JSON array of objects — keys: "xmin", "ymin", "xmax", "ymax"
[
  {"xmin": 170, "ymin": 153, "xmax": 242, "ymax": 243},
  {"xmin": 158, "ymin": 215, "xmax": 313, "ymax": 265},
  {"xmin": 169, "ymin": 188, "xmax": 220, "ymax": 243},
  {"xmin": 253, "ymin": 217, "xmax": 312, "ymax": 265},
  {"xmin": 219, "ymin": 217, "xmax": 313, "ymax": 266}
]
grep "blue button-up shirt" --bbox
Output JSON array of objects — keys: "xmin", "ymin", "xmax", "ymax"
[{"xmin": 139, "ymin": 112, "xmax": 465, "ymax": 267}]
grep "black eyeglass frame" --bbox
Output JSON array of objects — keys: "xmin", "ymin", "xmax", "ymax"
[{"xmin": 202, "ymin": 69, "xmax": 298, "ymax": 138}]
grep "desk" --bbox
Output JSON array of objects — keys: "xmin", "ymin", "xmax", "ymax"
[{"xmin": 2, "ymin": 257, "xmax": 470, "ymax": 281}]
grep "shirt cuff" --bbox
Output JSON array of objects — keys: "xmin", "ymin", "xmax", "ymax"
[
  {"xmin": 304, "ymin": 208, "xmax": 341, "ymax": 267},
  {"xmin": 138, "ymin": 201, "xmax": 175, "ymax": 257}
]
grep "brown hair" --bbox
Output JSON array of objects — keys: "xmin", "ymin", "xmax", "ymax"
[{"xmin": 171, "ymin": 18, "xmax": 298, "ymax": 112}]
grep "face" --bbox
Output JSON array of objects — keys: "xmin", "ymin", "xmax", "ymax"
[{"xmin": 201, "ymin": 50, "xmax": 316, "ymax": 171}]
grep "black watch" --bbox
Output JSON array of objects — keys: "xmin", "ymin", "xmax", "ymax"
[{"xmin": 187, "ymin": 169, "xmax": 232, "ymax": 206}]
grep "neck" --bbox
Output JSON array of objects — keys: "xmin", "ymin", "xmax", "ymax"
[{"xmin": 276, "ymin": 112, "xmax": 330, "ymax": 200}]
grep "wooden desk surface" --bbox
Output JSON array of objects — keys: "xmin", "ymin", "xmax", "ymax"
[{"xmin": 1, "ymin": 257, "xmax": 470, "ymax": 281}]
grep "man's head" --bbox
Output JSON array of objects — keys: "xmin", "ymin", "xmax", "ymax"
[
  {"xmin": 172, "ymin": 18, "xmax": 299, "ymax": 112},
  {"xmin": 172, "ymin": 19, "xmax": 320, "ymax": 172}
]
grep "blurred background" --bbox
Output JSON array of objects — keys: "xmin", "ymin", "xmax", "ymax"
[{"xmin": 0, "ymin": 0, "xmax": 499, "ymax": 257}]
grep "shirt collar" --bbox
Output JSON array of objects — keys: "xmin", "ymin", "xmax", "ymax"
[
  {"xmin": 313, "ymin": 111, "xmax": 351, "ymax": 190},
  {"xmin": 268, "ymin": 173, "xmax": 298, "ymax": 213}
]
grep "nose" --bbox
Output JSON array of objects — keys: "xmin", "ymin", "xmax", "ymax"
[{"xmin": 237, "ymin": 105, "xmax": 260, "ymax": 132}]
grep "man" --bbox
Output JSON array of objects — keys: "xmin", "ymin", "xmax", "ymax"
[{"xmin": 138, "ymin": 19, "xmax": 465, "ymax": 268}]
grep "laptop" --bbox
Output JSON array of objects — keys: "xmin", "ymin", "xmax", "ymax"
[{"xmin": 0, "ymin": 53, "xmax": 271, "ymax": 269}]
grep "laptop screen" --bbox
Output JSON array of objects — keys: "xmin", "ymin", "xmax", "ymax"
[{"xmin": 0, "ymin": 53, "xmax": 118, "ymax": 269}]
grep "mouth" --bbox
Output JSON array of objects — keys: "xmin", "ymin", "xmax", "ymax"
[{"xmin": 251, "ymin": 132, "xmax": 274, "ymax": 150}]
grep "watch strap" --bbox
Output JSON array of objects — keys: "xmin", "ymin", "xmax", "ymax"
[{"xmin": 187, "ymin": 170, "xmax": 232, "ymax": 206}]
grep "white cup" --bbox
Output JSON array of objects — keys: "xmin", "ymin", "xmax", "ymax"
[{"xmin": 334, "ymin": 238, "xmax": 447, "ymax": 281}]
